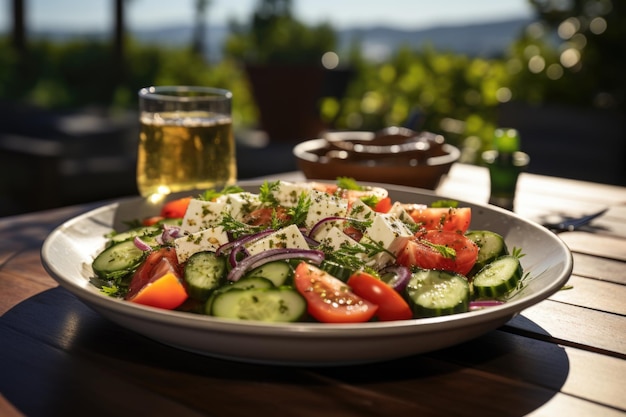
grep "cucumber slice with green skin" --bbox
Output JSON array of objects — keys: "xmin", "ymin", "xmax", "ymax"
[
  {"xmin": 244, "ymin": 260, "xmax": 294, "ymax": 287},
  {"xmin": 404, "ymin": 269, "xmax": 470, "ymax": 318},
  {"xmin": 472, "ymin": 255, "xmax": 522, "ymax": 299},
  {"xmin": 184, "ymin": 251, "xmax": 227, "ymax": 301},
  {"xmin": 92, "ymin": 240, "xmax": 145, "ymax": 279},
  {"xmin": 465, "ymin": 230, "xmax": 508, "ymax": 276},
  {"xmin": 109, "ymin": 226, "xmax": 160, "ymax": 245},
  {"xmin": 203, "ymin": 276, "xmax": 275, "ymax": 315},
  {"xmin": 157, "ymin": 218, "xmax": 183, "ymax": 226},
  {"xmin": 319, "ymin": 259, "xmax": 353, "ymax": 282},
  {"xmin": 210, "ymin": 287, "xmax": 306, "ymax": 322}
]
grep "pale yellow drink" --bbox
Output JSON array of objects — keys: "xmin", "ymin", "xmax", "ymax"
[{"xmin": 137, "ymin": 111, "xmax": 237, "ymax": 197}]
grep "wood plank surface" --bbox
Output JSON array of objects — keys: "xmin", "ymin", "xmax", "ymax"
[{"xmin": 1, "ymin": 164, "xmax": 625, "ymax": 417}]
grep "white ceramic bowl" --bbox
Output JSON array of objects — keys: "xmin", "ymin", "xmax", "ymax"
[{"xmin": 41, "ymin": 180, "xmax": 572, "ymax": 366}]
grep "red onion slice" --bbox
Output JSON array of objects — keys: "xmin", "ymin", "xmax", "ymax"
[
  {"xmin": 216, "ymin": 229, "xmax": 275, "ymax": 257},
  {"xmin": 227, "ymin": 248, "xmax": 325, "ymax": 282},
  {"xmin": 159, "ymin": 224, "xmax": 182, "ymax": 245},
  {"xmin": 380, "ymin": 265, "xmax": 411, "ymax": 293},
  {"xmin": 308, "ymin": 216, "xmax": 354, "ymax": 238},
  {"xmin": 133, "ymin": 236, "xmax": 152, "ymax": 251}
]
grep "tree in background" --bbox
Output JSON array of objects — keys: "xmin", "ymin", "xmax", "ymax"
[{"xmin": 508, "ymin": 0, "xmax": 625, "ymax": 110}]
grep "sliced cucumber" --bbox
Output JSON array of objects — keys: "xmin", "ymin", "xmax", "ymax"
[
  {"xmin": 203, "ymin": 276, "xmax": 275, "ymax": 315},
  {"xmin": 157, "ymin": 218, "xmax": 183, "ymax": 226},
  {"xmin": 319, "ymin": 259, "xmax": 353, "ymax": 282},
  {"xmin": 109, "ymin": 226, "xmax": 160, "ymax": 245},
  {"xmin": 92, "ymin": 240, "xmax": 145, "ymax": 279},
  {"xmin": 244, "ymin": 260, "xmax": 294, "ymax": 287},
  {"xmin": 472, "ymin": 255, "xmax": 522, "ymax": 299},
  {"xmin": 230, "ymin": 276, "xmax": 275, "ymax": 290},
  {"xmin": 465, "ymin": 230, "xmax": 508, "ymax": 276},
  {"xmin": 184, "ymin": 251, "xmax": 227, "ymax": 301},
  {"xmin": 404, "ymin": 269, "xmax": 470, "ymax": 318},
  {"xmin": 210, "ymin": 287, "xmax": 306, "ymax": 322}
]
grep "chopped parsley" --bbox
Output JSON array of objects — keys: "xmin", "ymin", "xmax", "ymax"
[
  {"xmin": 431, "ymin": 199, "xmax": 459, "ymax": 208},
  {"xmin": 259, "ymin": 181, "xmax": 281, "ymax": 206},
  {"xmin": 198, "ymin": 185, "xmax": 245, "ymax": 201},
  {"xmin": 336, "ymin": 177, "xmax": 364, "ymax": 191}
]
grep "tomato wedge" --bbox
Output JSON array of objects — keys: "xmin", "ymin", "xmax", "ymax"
[
  {"xmin": 293, "ymin": 262, "xmax": 378, "ymax": 323},
  {"xmin": 347, "ymin": 271, "xmax": 413, "ymax": 321},
  {"xmin": 403, "ymin": 205, "xmax": 471, "ymax": 233},
  {"xmin": 374, "ymin": 197, "xmax": 392, "ymax": 213},
  {"xmin": 142, "ymin": 216, "xmax": 165, "ymax": 226},
  {"xmin": 243, "ymin": 206, "xmax": 291, "ymax": 227},
  {"xmin": 160, "ymin": 197, "xmax": 192, "ymax": 219},
  {"xmin": 395, "ymin": 230, "xmax": 478, "ymax": 276},
  {"xmin": 125, "ymin": 248, "xmax": 187, "ymax": 309}
]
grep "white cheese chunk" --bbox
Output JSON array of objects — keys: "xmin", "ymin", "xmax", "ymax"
[
  {"xmin": 360, "ymin": 212, "xmax": 414, "ymax": 267},
  {"xmin": 365, "ymin": 212, "xmax": 414, "ymax": 248},
  {"xmin": 305, "ymin": 190, "xmax": 348, "ymax": 238},
  {"xmin": 315, "ymin": 226, "xmax": 364, "ymax": 253},
  {"xmin": 245, "ymin": 224, "xmax": 310, "ymax": 256},
  {"xmin": 180, "ymin": 199, "xmax": 226, "ymax": 234},
  {"xmin": 272, "ymin": 181, "xmax": 313, "ymax": 207},
  {"xmin": 174, "ymin": 226, "xmax": 229, "ymax": 263},
  {"xmin": 347, "ymin": 198, "xmax": 376, "ymax": 223},
  {"xmin": 388, "ymin": 201, "xmax": 416, "ymax": 224},
  {"xmin": 216, "ymin": 192, "xmax": 262, "ymax": 221}
]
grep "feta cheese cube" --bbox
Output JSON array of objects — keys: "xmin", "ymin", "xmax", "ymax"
[
  {"xmin": 272, "ymin": 181, "xmax": 313, "ymax": 207},
  {"xmin": 388, "ymin": 201, "xmax": 416, "ymax": 224},
  {"xmin": 347, "ymin": 198, "xmax": 376, "ymax": 222},
  {"xmin": 245, "ymin": 224, "xmax": 310, "ymax": 256},
  {"xmin": 315, "ymin": 226, "xmax": 363, "ymax": 252},
  {"xmin": 180, "ymin": 199, "xmax": 227, "ymax": 234},
  {"xmin": 305, "ymin": 190, "xmax": 348, "ymax": 238},
  {"xmin": 174, "ymin": 226, "xmax": 229, "ymax": 263},
  {"xmin": 217, "ymin": 192, "xmax": 262, "ymax": 221},
  {"xmin": 365, "ymin": 212, "xmax": 414, "ymax": 249},
  {"xmin": 361, "ymin": 212, "xmax": 415, "ymax": 267}
]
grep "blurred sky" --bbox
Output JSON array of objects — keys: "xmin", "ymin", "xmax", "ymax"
[{"xmin": 1, "ymin": 0, "xmax": 534, "ymax": 33}]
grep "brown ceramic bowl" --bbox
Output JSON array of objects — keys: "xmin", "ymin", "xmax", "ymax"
[{"xmin": 293, "ymin": 130, "xmax": 460, "ymax": 190}]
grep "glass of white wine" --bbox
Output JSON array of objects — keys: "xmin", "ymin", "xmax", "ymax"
[{"xmin": 137, "ymin": 86, "xmax": 237, "ymax": 198}]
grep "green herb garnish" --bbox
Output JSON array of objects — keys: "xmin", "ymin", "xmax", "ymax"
[
  {"xmin": 259, "ymin": 180, "xmax": 281, "ymax": 205},
  {"xmin": 336, "ymin": 177, "xmax": 364, "ymax": 191},
  {"xmin": 431, "ymin": 199, "xmax": 458, "ymax": 208},
  {"xmin": 199, "ymin": 185, "xmax": 245, "ymax": 201},
  {"xmin": 421, "ymin": 240, "xmax": 456, "ymax": 259}
]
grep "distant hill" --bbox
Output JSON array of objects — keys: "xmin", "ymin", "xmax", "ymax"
[
  {"xmin": 338, "ymin": 18, "xmax": 532, "ymax": 60},
  {"xmin": 32, "ymin": 17, "xmax": 533, "ymax": 62}
]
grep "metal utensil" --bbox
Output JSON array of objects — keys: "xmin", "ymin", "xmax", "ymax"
[{"xmin": 542, "ymin": 208, "xmax": 608, "ymax": 232}]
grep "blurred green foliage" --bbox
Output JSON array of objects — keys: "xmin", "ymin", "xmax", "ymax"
[
  {"xmin": 0, "ymin": 37, "xmax": 258, "ymax": 130},
  {"xmin": 224, "ymin": 0, "xmax": 336, "ymax": 65},
  {"xmin": 320, "ymin": 45, "xmax": 511, "ymax": 162},
  {"xmin": 1, "ymin": 0, "xmax": 623, "ymax": 166}
]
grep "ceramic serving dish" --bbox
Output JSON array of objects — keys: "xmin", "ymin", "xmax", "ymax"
[
  {"xmin": 41, "ymin": 180, "xmax": 572, "ymax": 366},
  {"xmin": 293, "ymin": 129, "xmax": 460, "ymax": 189}
]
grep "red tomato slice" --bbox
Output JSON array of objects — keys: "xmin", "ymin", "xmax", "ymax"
[
  {"xmin": 347, "ymin": 271, "xmax": 413, "ymax": 321},
  {"xmin": 374, "ymin": 197, "xmax": 392, "ymax": 213},
  {"xmin": 160, "ymin": 197, "xmax": 192, "ymax": 219},
  {"xmin": 142, "ymin": 216, "xmax": 165, "ymax": 226},
  {"xmin": 293, "ymin": 262, "xmax": 378, "ymax": 323},
  {"xmin": 395, "ymin": 230, "xmax": 478, "ymax": 276},
  {"xmin": 128, "ymin": 266, "xmax": 188, "ymax": 310},
  {"xmin": 125, "ymin": 248, "xmax": 187, "ymax": 308},
  {"xmin": 403, "ymin": 205, "xmax": 472, "ymax": 233},
  {"xmin": 342, "ymin": 225, "xmax": 363, "ymax": 242},
  {"xmin": 242, "ymin": 206, "xmax": 291, "ymax": 227}
]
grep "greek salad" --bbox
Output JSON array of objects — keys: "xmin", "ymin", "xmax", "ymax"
[{"xmin": 91, "ymin": 178, "xmax": 525, "ymax": 323}]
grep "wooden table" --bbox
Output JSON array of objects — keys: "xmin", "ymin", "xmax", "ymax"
[{"xmin": 1, "ymin": 163, "xmax": 625, "ymax": 417}]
